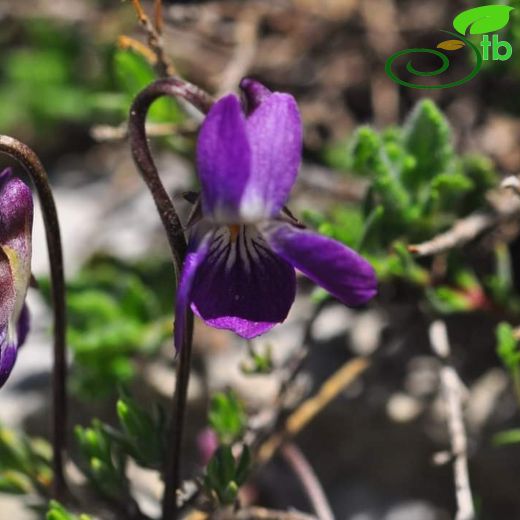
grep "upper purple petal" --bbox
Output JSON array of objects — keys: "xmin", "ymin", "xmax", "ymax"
[
  {"xmin": 262, "ymin": 222, "xmax": 377, "ymax": 306},
  {"xmin": 0, "ymin": 168, "xmax": 33, "ymax": 322},
  {"xmin": 240, "ymin": 78, "xmax": 272, "ymax": 115},
  {"xmin": 241, "ymin": 91, "xmax": 302, "ymax": 220},
  {"xmin": 190, "ymin": 224, "xmax": 296, "ymax": 338},
  {"xmin": 0, "ymin": 168, "xmax": 34, "ymax": 247},
  {"xmin": 196, "ymin": 95, "xmax": 251, "ymax": 223}
]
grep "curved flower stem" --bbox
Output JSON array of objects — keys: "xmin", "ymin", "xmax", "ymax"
[
  {"xmin": 0, "ymin": 135, "xmax": 67, "ymax": 499},
  {"xmin": 128, "ymin": 77, "xmax": 213, "ymax": 520}
]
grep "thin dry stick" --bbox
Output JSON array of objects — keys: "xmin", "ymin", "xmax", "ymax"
[
  {"xmin": 0, "ymin": 136, "xmax": 67, "ymax": 499},
  {"xmin": 118, "ymin": 35, "xmax": 159, "ymax": 65},
  {"xmin": 90, "ymin": 121, "xmax": 196, "ymax": 142},
  {"xmin": 429, "ymin": 321, "xmax": 474, "ymax": 520},
  {"xmin": 281, "ymin": 443, "xmax": 334, "ymax": 520},
  {"xmin": 258, "ymin": 357, "xmax": 370, "ymax": 463},
  {"xmin": 502, "ymin": 175, "xmax": 520, "ymax": 197},
  {"xmin": 409, "ymin": 212, "xmax": 498, "ymax": 257},
  {"xmin": 223, "ymin": 507, "xmax": 318, "ymax": 520},
  {"xmin": 131, "ymin": 0, "xmax": 175, "ymax": 77}
]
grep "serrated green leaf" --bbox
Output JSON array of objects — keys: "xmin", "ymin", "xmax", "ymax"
[
  {"xmin": 402, "ymin": 99, "xmax": 453, "ymax": 188},
  {"xmin": 453, "ymin": 6, "xmax": 514, "ymax": 36}
]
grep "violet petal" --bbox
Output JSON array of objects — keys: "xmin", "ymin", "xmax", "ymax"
[
  {"xmin": 190, "ymin": 225, "xmax": 296, "ymax": 338},
  {"xmin": 262, "ymin": 221, "xmax": 377, "ymax": 306},
  {"xmin": 196, "ymin": 95, "xmax": 251, "ymax": 222}
]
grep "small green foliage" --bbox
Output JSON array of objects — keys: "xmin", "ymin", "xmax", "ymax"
[
  {"xmin": 39, "ymin": 257, "xmax": 172, "ymax": 398},
  {"xmin": 496, "ymin": 322, "xmax": 520, "ymax": 371},
  {"xmin": 204, "ymin": 445, "xmax": 251, "ymax": 505},
  {"xmin": 426, "ymin": 270, "xmax": 488, "ymax": 314},
  {"xmin": 209, "ymin": 391, "xmax": 247, "ymax": 444},
  {"xmin": 241, "ymin": 343, "xmax": 274, "ymax": 375},
  {"xmin": 112, "ymin": 390, "xmax": 167, "ymax": 470},
  {"xmin": 0, "ymin": 20, "xmax": 94, "ymax": 134},
  {"xmin": 46, "ymin": 501, "xmax": 92, "ymax": 520},
  {"xmin": 75, "ymin": 420, "xmax": 128, "ymax": 499},
  {"xmin": 402, "ymin": 99, "xmax": 453, "ymax": 189},
  {"xmin": 113, "ymin": 48, "xmax": 183, "ymax": 123},
  {"xmin": 495, "ymin": 322, "xmax": 520, "ymax": 420},
  {"xmin": 0, "ymin": 426, "xmax": 52, "ymax": 496},
  {"xmin": 318, "ymin": 99, "xmax": 498, "ymax": 299},
  {"xmin": 493, "ymin": 429, "xmax": 520, "ymax": 446}
]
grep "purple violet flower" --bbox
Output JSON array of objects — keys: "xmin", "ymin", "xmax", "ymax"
[
  {"xmin": 174, "ymin": 79, "xmax": 377, "ymax": 351},
  {"xmin": 0, "ymin": 168, "xmax": 32, "ymax": 387}
]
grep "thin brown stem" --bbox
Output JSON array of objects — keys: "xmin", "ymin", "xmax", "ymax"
[
  {"xmin": 128, "ymin": 77, "xmax": 213, "ymax": 520},
  {"xmin": 131, "ymin": 0, "xmax": 174, "ymax": 77},
  {"xmin": 281, "ymin": 444, "xmax": 334, "ymax": 520},
  {"xmin": 0, "ymin": 135, "xmax": 67, "ymax": 499}
]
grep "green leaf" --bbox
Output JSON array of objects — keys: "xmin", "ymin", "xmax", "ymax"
[
  {"xmin": 208, "ymin": 391, "xmax": 247, "ymax": 444},
  {"xmin": 235, "ymin": 446, "xmax": 251, "ymax": 486},
  {"xmin": 114, "ymin": 49, "xmax": 182, "ymax": 123},
  {"xmin": 348, "ymin": 126, "xmax": 383, "ymax": 174},
  {"xmin": 402, "ymin": 99, "xmax": 453, "ymax": 188},
  {"xmin": 46, "ymin": 500, "xmax": 92, "ymax": 520},
  {"xmin": 493, "ymin": 428, "xmax": 520, "ymax": 446},
  {"xmin": 496, "ymin": 322, "xmax": 520, "ymax": 371},
  {"xmin": 204, "ymin": 445, "xmax": 250, "ymax": 505},
  {"xmin": 453, "ymin": 6, "xmax": 514, "ymax": 36},
  {"xmin": 0, "ymin": 471, "xmax": 32, "ymax": 494}
]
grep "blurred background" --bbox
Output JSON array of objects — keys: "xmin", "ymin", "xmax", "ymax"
[{"xmin": 2, "ymin": 0, "xmax": 520, "ymax": 519}]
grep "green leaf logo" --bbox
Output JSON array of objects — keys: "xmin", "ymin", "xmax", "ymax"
[{"xmin": 453, "ymin": 5, "xmax": 514, "ymax": 35}]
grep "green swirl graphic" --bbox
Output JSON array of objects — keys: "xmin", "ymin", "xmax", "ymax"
[{"xmin": 385, "ymin": 31, "xmax": 482, "ymax": 89}]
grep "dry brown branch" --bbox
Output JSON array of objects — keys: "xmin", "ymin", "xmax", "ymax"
[
  {"xmin": 502, "ymin": 175, "xmax": 520, "ymax": 197},
  {"xmin": 408, "ymin": 183, "xmax": 520, "ymax": 257},
  {"xmin": 154, "ymin": 0, "xmax": 164, "ymax": 34},
  {"xmin": 90, "ymin": 121, "xmax": 196, "ymax": 142},
  {"xmin": 118, "ymin": 35, "xmax": 158, "ymax": 65},
  {"xmin": 408, "ymin": 212, "xmax": 496, "ymax": 257},
  {"xmin": 281, "ymin": 444, "xmax": 334, "ymax": 520},
  {"xmin": 217, "ymin": 507, "xmax": 318, "ymax": 520},
  {"xmin": 429, "ymin": 321, "xmax": 475, "ymax": 520},
  {"xmin": 186, "ymin": 506, "xmax": 317, "ymax": 520},
  {"xmin": 131, "ymin": 0, "xmax": 175, "ymax": 77},
  {"xmin": 258, "ymin": 357, "xmax": 370, "ymax": 463}
]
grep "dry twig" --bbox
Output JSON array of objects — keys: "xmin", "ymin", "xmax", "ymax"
[
  {"xmin": 214, "ymin": 507, "xmax": 318, "ymax": 520},
  {"xmin": 131, "ymin": 0, "xmax": 175, "ymax": 77},
  {"xmin": 409, "ymin": 183, "xmax": 520, "ymax": 257},
  {"xmin": 429, "ymin": 321, "xmax": 475, "ymax": 520},
  {"xmin": 258, "ymin": 357, "xmax": 370, "ymax": 463},
  {"xmin": 408, "ymin": 212, "xmax": 497, "ymax": 257},
  {"xmin": 90, "ymin": 121, "xmax": 196, "ymax": 142}
]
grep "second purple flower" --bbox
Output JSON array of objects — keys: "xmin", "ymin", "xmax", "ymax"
[{"xmin": 0, "ymin": 168, "xmax": 32, "ymax": 387}]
